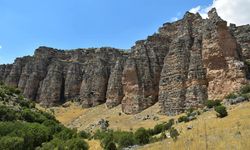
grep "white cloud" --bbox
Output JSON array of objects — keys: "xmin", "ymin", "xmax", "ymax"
[
  {"xmin": 0, "ymin": 45, "xmax": 2, "ymax": 49},
  {"xmin": 171, "ymin": 17, "xmax": 178, "ymax": 22},
  {"xmin": 190, "ymin": 0, "xmax": 250, "ymax": 25},
  {"xmin": 189, "ymin": 6, "xmax": 201, "ymax": 14}
]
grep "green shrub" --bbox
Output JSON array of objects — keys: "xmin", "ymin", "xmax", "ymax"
[
  {"xmin": 21, "ymin": 109, "xmax": 47, "ymax": 123},
  {"xmin": 178, "ymin": 116, "xmax": 189, "ymax": 123},
  {"xmin": 17, "ymin": 123, "xmax": 50, "ymax": 148},
  {"xmin": 78, "ymin": 130, "xmax": 91, "ymax": 139},
  {"xmin": 100, "ymin": 132, "xmax": 114, "ymax": 149},
  {"xmin": 55, "ymin": 127, "xmax": 77, "ymax": 140},
  {"xmin": 93, "ymin": 129, "xmax": 112, "ymax": 140},
  {"xmin": 164, "ymin": 119, "xmax": 175, "ymax": 131},
  {"xmin": 0, "ymin": 105, "xmax": 18, "ymax": 121},
  {"xmin": 205, "ymin": 100, "xmax": 221, "ymax": 108},
  {"xmin": 95, "ymin": 130, "xmax": 136, "ymax": 149},
  {"xmin": 36, "ymin": 138, "xmax": 64, "ymax": 150},
  {"xmin": 225, "ymin": 93, "xmax": 237, "ymax": 99},
  {"xmin": 215, "ymin": 105, "xmax": 228, "ymax": 118},
  {"xmin": 42, "ymin": 120, "xmax": 63, "ymax": 135},
  {"xmin": 65, "ymin": 138, "xmax": 89, "ymax": 150},
  {"xmin": 0, "ymin": 122, "xmax": 51, "ymax": 149},
  {"xmin": 105, "ymin": 141, "xmax": 117, "ymax": 150},
  {"xmin": 170, "ymin": 127, "xmax": 179, "ymax": 141},
  {"xmin": 134, "ymin": 127, "xmax": 150, "ymax": 145},
  {"xmin": 186, "ymin": 108, "xmax": 195, "ymax": 114},
  {"xmin": 153, "ymin": 123, "xmax": 165, "ymax": 135},
  {"xmin": 116, "ymin": 132, "xmax": 135, "ymax": 148},
  {"xmin": 240, "ymin": 93, "xmax": 250, "ymax": 99},
  {"xmin": 0, "ymin": 136, "xmax": 24, "ymax": 150},
  {"xmin": 240, "ymin": 84, "xmax": 250, "ymax": 94}
]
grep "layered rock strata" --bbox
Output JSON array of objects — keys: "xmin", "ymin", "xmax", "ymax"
[{"xmin": 0, "ymin": 8, "xmax": 249, "ymax": 115}]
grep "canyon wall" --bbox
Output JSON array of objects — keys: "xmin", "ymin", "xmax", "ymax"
[{"xmin": 0, "ymin": 8, "xmax": 249, "ymax": 115}]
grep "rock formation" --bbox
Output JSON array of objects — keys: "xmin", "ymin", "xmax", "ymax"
[{"xmin": 0, "ymin": 8, "xmax": 249, "ymax": 115}]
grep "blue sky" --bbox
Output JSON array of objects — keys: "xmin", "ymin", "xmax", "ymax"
[{"xmin": 0, "ymin": 0, "xmax": 212, "ymax": 64}]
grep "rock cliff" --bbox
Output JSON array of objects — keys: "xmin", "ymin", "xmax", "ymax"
[{"xmin": 0, "ymin": 8, "xmax": 249, "ymax": 115}]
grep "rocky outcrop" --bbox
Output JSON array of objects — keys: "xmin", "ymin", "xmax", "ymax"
[
  {"xmin": 106, "ymin": 58, "xmax": 126, "ymax": 108},
  {"xmin": 64, "ymin": 63, "xmax": 83, "ymax": 100},
  {"xmin": 202, "ymin": 8, "xmax": 247, "ymax": 100},
  {"xmin": 0, "ymin": 46, "xmax": 126, "ymax": 107},
  {"xmin": 122, "ymin": 34, "xmax": 170, "ymax": 114},
  {"xmin": 230, "ymin": 24, "xmax": 250, "ymax": 60},
  {"xmin": 159, "ymin": 12, "xmax": 208, "ymax": 115},
  {"xmin": 0, "ymin": 8, "xmax": 249, "ymax": 115}
]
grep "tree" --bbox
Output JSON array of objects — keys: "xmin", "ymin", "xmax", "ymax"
[
  {"xmin": 134, "ymin": 127, "xmax": 150, "ymax": 145},
  {"xmin": 105, "ymin": 141, "xmax": 117, "ymax": 150},
  {"xmin": 55, "ymin": 127, "xmax": 77, "ymax": 140},
  {"xmin": 0, "ymin": 136, "xmax": 24, "ymax": 150},
  {"xmin": 215, "ymin": 105, "xmax": 228, "ymax": 118},
  {"xmin": 153, "ymin": 123, "xmax": 165, "ymax": 134},
  {"xmin": 78, "ymin": 130, "xmax": 90, "ymax": 139},
  {"xmin": 178, "ymin": 116, "xmax": 189, "ymax": 123},
  {"xmin": 205, "ymin": 100, "xmax": 221, "ymax": 108},
  {"xmin": 170, "ymin": 127, "xmax": 179, "ymax": 141},
  {"xmin": 240, "ymin": 84, "xmax": 250, "ymax": 94},
  {"xmin": 65, "ymin": 138, "xmax": 89, "ymax": 150},
  {"xmin": 116, "ymin": 132, "xmax": 135, "ymax": 148},
  {"xmin": 101, "ymin": 132, "xmax": 114, "ymax": 149}
]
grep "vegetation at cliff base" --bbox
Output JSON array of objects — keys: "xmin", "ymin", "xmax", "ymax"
[
  {"xmin": 93, "ymin": 118, "xmax": 178, "ymax": 149},
  {"xmin": 215, "ymin": 105, "xmax": 228, "ymax": 118},
  {"xmin": 0, "ymin": 84, "xmax": 89, "ymax": 150}
]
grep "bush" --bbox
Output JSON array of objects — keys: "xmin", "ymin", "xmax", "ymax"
[
  {"xmin": 205, "ymin": 100, "xmax": 221, "ymax": 108},
  {"xmin": 21, "ymin": 109, "xmax": 47, "ymax": 123},
  {"xmin": 0, "ymin": 136, "xmax": 24, "ymax": 150},
  {"xmin": 170, "ymin": 127, "xmax": 179, "ymax": 141},
  {"xmin": 153, "ymin": 123, "xmax": 165, "ymax": 135},
  {"xmin": 55, "ymin": 127, "xmax": 77, "ymax": 140},
  {"xmin": 240, "ymin": 84, "xmax": 250, "ymax": 94},
  {"xmin": 240, "ymin": 93, "xmax": 250, "ymax": 99},
  {"xmin": 101, "ymin": 132, "xmax": 114, "ymax": 149},
  {"xmin": 178, "ymin": 116, "xmax": 189, "ymax": 123},
  {"xmin": 42, "ymin": 120, "xmax": 63, "ymax": 135},
  {"xmin": 225, "ymin": 93, "xmax": 237, "ymax": 99},
  {"xmin": 0, "ymin": 105, "xmax": 18, "ymax": 121},
  {"xmin": 78, "ymin": 130, "xmax": 91, "ymax": 139},
  {"xmin": 0, "ymin": 121, "xmax": 51, "ymax": 149},
  {"xmin": 19, "ymin": 123, "xmax": 51, "ymax": 148},
  {"xmin": 36, "ymin": 138, "xmax": 64, "ymax": 150},
  {"xmin": 105, "ymin": 141, "xmax": 117, "ymax": 150},
  {"xmin": 134, "ymin": 127, "xmax": 150, "ymax": 145},
  {"xmin": 65, "ymin": 138, "xmax": 89, "ymax": 150},
  {"xmin": 215, "ymin": 105, "xmax": 228, "ymax": 118},
  {"xmin": 93, "ymin": 129, "xmax": 112, "ymax": 140},
  {"xmin": 116, "ymin": 132, "xmax": 135, "ymax": 148},
  {"xmin": 95, "ymin": 130, "xmax": 136, "ymax": 149}
]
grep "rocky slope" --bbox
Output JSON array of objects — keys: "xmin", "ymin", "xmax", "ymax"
[{"xmin": 0, "ymin": 8, "xmax": 249, "ymax": 115}]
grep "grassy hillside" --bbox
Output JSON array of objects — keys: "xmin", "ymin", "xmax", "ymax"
[
  {"xmin": 139, "ymin": 102, "xmax": 250, "ymax": 150},
  {"xmin": 3, "ymin": 81, "xmax": 249, "ymax": 150},
  {"xmin": 50, "ymin": 102, "xmax": 170, "ymax": 132},
  {"xmin": 52, "ymin": 100, "xmax": 250, "ymax": 150},
  {"xmin": 0, "ymin": 83, "xmax": 89, "ymax": 150}
]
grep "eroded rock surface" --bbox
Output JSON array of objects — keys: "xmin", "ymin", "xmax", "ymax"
[{"xmin": 0, "ymin": 8, "xmax": 249, "ymax": 115}]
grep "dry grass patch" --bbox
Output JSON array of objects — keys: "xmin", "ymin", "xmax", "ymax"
[
  {"xmin": 87, "ymin": 140, "xmax": 102, "ymax": 150},
  {"xmin": 139, "ymin": 102, "xmax": 250, "ymax": 150}
]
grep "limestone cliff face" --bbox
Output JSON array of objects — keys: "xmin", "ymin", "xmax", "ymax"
[
  {"xmin": 122, "ymin": 34, "xmax": 170, "ymax": 114},
  {"xmin": 201, "ymin": 9, "xmax": 247, "ymax": 101},
  {"xmin": 0, "ymin": 8, "xmax": 249, "ymax": 115},
  {"xmin": 158, "ymin": 12, "xmax": 208, "ymax": 115}
]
